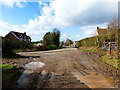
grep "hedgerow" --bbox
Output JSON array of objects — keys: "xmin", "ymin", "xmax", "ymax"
[{"xmin": 76, "ymin": 33, "xmax": 118, "ymax": 47}]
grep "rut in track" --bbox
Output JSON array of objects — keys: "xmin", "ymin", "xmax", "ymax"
[{"xmin": 18, "ymin": 48, "xmax": 116, "ymax": 88}]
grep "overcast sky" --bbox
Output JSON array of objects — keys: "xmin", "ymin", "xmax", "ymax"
[{"xmin": 0, "ymin": 0, "xmax": 118, "ymax": 41}]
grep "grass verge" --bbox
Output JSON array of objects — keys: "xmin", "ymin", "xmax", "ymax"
[
  {"xmin": 1, "ymin": 64, "xmax": 22, "ymax": 84},
  {"xmin": 80, "ymin": 48, "xmax": 98, "ymax": 52},
  {"xmin": 102, "ymin": 55, "xmax": 120, "ymax": 70}
]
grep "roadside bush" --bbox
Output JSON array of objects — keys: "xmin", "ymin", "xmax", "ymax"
[
  {"xmin": 1, "ymin": 64, "xmax": 21, "ymax": 85},
  {"xmin": 2, "ymin": 39, "xmax": 15, "ymax": 58},
  {"xmin": 2, "ymin": 38, "xmax": 32, "ymax": 58},
  {"xmin": 47, "ymin": 44, "xmax": 60, "ymax": 50},
  {"xmin": 32, "ymin": 46, "xmax": 48, "ymax": 51},
  {"xmin": 31, "ymin": 45, "xmax": 61, "ymax": 51},
  {"xmin": 13, "ymin": 41, "xmax": 32, "ymax": 49},
  {"xmin": 36, "ymin": 46, "xmax": 48, "ymax": 51}
]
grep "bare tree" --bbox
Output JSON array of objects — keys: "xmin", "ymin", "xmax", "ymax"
[
  {"xmin": 107, "ymin": 19, "xmax": 118, "ymax": 34},
  {"xmin": 108, "ymin": 19, "xmax": 118, "ymax": 29}
]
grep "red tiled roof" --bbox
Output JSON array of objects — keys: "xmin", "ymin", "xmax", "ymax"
[
  {"xmin": 11, "ymin": 31, "xmax": 31, "ymax": 39},
  {"xmin": 97, "ymin": 29, "xmax": 109, "ymax": 35}
]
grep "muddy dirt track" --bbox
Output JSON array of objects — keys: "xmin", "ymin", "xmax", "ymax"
[{"xmin": 16, "ymin": 48, "xmax": 117, "ymax": 89}]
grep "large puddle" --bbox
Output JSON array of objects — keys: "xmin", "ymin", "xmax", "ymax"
[
  {"xmin": 72, "ymin": 71, "xmax": 116, "ymax": 88},
  {"xmin": 17, "ymin": 62, "xmax": 45, "ymax": 88}
]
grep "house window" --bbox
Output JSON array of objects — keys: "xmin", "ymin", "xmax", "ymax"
[
  {"xmin": 20, "ymin": 38, "xmax": 23, "ymax": 40},
  {"xmin": 24, "ymin": 36, "xmax": 26, "ymax": 41},
  {"xmin": 28, "ymin": 38, "xmax": 31, "ymax": 41},
  {"xmin": 19, "ymin": 35, "xmax": 23, "ymax": 41}
]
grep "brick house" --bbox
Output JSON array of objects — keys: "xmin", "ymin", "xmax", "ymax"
[
  {"xmin": 95, "ymin": 27, "xmax": 109, "ymax": 36},
  {"xmin": 5, "ymin": 31, "xmax": 31, "ymax": 42}
]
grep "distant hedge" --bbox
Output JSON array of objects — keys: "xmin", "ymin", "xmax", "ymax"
[{"xmin": 76, "ymin": 33, "xmax": 118, "ymax": 47}]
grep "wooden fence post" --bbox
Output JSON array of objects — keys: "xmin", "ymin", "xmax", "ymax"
[{"xmin": 108, "ymin": 42, "xmax": 111, "ymax": 55}]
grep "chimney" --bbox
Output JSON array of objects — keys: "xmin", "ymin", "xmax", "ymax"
[
  {"xmin": 97, "ymin": 26, "xmax": 99, "ymax": 29},
  {"xmin": 24, "ymin": 32, "xmax": 26, "ymax": 35}
]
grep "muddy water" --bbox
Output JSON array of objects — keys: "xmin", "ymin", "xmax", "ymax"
[
  {"xmin": 17, "ymin": 70, "xmax": 34, "ymax": 88},
  {"xmin": 72, "ymin": 71, "xmax": 116, "ymax": 88},
  {"xmin": 17, "ymin": 62, "xmax": 45, "ymax": 88}
]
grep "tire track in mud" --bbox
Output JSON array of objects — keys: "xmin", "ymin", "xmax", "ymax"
[
  {"xmin": 17, "ymin": 48, "xmax": 116, "ymax": 88},
  {"xmin": 71, "ymin": 51, "xmax": 116, "ymax": 88},
  {"xmin": 42, "ymin": 73, "xmax": 89, "ymax": 88}
]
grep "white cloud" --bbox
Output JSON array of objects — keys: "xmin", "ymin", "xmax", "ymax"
[
  {"xmin": 15, "ymin": 2, "xmax": 26, "ymax": 8},
  {"xmin": 0, "ymin": 0, "xmax": 54, "ymax": 8},
  {"xmin": 0, "ymin": 20, "xmax": 49, "ymax": 41},
  {"xmin": 0, "ymin": 3, "xmax": 55, "ymax": 41},
  {"xmin": 81, "ymin": 23, "xmax": 107, "ymax": 38},
  {"xmin": 0, "ymin": 0, "xmax": 27, "ymax": 8},
  {"xmin": 0, "ymin": 0, "xmax": 119, "ymax": 41},
  {"xmin": 61, "ymin": 33, "xmax": 81, "ymax": 41},
  {"xmin": 39, "ymin": 1, "xmax": 49, "ymax": 6},
  {"xmin": 61, "ymin": 33, "xmax": 70, "ymax": 41},
  {"xmin": 51, "ymin": 0, "xmax": 118, "ymax": 27}
]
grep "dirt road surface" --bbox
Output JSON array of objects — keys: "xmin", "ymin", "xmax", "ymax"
[{"xmin": 17, "ymin": 48, "xmax": 117, "ymax": 88}]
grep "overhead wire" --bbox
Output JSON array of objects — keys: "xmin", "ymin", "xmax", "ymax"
[
  {"xmin": 28, "ymin": 2, "xmax": 56, "ymax": 31},
  {"xmin": 28, "ymin": 2, "xmax": 41, "ymax": 16}
]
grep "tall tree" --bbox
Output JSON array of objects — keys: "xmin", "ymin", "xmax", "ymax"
[
  {"xmin": 52, "ymin": 28, "xmax": 60, "ymax": 46},
  {"xmin": 65, "ymin": 39, "xmax": 73, "ymax": 46},
  {"xmin": 43, "ymin": 32, "xmax": 53, "ymax": 46},
  {"xmin": 43, "ymin": 28, "xmax": 60, "ymax": 46}
]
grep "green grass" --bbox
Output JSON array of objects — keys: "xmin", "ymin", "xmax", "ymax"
[
  {"xmin": 33, "ymin": 43, "xmax": 38, "ymax": 46},
  {"xmin": 102, "ymin": 55, "xmax": 120, "ymax": 70},
  {"xmin": 47, "ymin": 44, "xmax": 60, "ymax": 50},
  {"xmin": 81, "ymin": 48, "xmax": 98, "ymax": 52},
  {"xmin": 1, "ymin": 64, "xmax": 21, "ymax": 83},
  {"xmin": 1, "ymin": 64, "xmax": 16, "ymax": 69}
]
